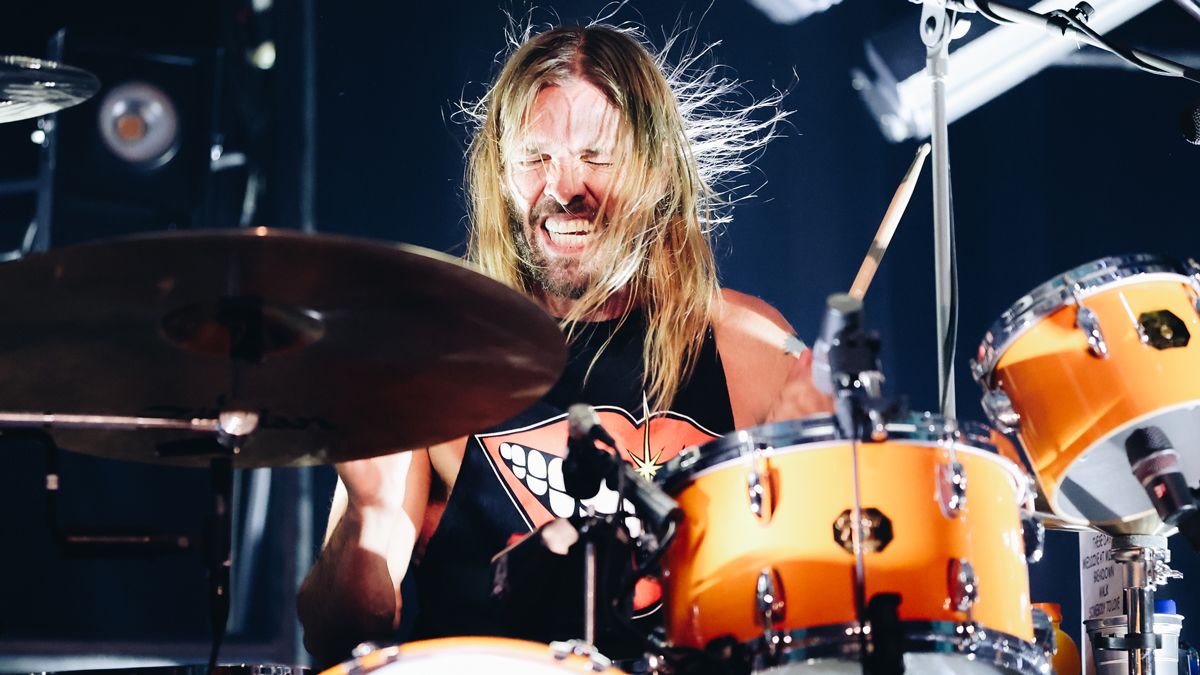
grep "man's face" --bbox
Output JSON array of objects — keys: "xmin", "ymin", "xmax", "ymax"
[{"xmin": 506, "ymin": 78, "xmax": 621, "ymax": 299}]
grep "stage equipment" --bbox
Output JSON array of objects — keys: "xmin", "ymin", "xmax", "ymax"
[
  {"xmin": 0, "ymin": 229, "xmax": 567, "ymax": 466},
  {"xmin": 0, "ymin": 55, "xmax": 99, "ymax": 124},
  {"xmin": 855, "ymin": 0, "xmax": 1163, "ymax": 143},
  {"xmin": 972, "ymin": 254, "xmax": 1200, "ymax": 535}
]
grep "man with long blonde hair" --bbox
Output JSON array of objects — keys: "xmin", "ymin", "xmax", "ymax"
[{"xmin": 298, "ymin": 22, "xmax": 829, "ymax": 665}]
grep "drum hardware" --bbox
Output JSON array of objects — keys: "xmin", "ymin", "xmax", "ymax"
[
  {"xmin": 1089, "ymin": 535, "xmax": 1184, "ymax": 675},
  {"xmin": 1136, "ymin": 311, "xmax": 1189, "ymax": 349},
  {"xmin": 947, "ymin": 558, "xmax": 979, "ymax": 616},
  {"xmin": 550, "ymin": 639, "xmax": 616, "ymax": 672},
  {"xmin": 1022, "ymin": 514, "xmax": 1046, "ymax": 564},
  {"xmin": 1070, "ymin": 283, "xmax": 1111, "ymax": 358},
  {"xmin": 937, "ymin": 459, "xmax": 968, "ymax": 516},
  {"xmin": 980, "ymin": 389, "xmax": 1019, "ymax": 434},
  {"xmin": 745, "ymin": 450, "xmax": 775, "ymax": 521},
  {"xmin": 833, "ymin": 508, "xmax": 894, "ymax": 554},
  {"xmin": 754, "ymin": 568, "xmax": 786, "ymax": 658},
  {"xmin": 1030, "ymin": 606, "xmax": 1056, "ymax": 660}
]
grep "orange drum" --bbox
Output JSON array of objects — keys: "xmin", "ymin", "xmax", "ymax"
[
  {"xmin": 658, "ymin": 413, "xmax": 1047, "ymax": 674},
  {"xmin": 318, "ymin": 637, "xmax": 627, "ymax": 675},
  {"xmin": 973, "ymin": 254, "xmax": 1200, "ymax": 532}
]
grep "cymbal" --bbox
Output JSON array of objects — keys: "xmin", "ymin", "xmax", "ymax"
[
  {"xmin": 0, "ymin": 56, "xmax": 100, "ymax": 123},
  {"xmin": 0, "ymin": 229, "xmax": 567, "ymax": 467}
]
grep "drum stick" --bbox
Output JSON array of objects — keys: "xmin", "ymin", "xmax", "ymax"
[{"xmin": 848, "ymin": 143, "xmax": 931, "ymax": 300}]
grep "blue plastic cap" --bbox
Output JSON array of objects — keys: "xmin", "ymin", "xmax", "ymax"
[{"xmin": 1155, "ymin": 598, "xmax": 1178, "ymax": 614}]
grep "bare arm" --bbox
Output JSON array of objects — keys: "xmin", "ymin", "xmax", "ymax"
[
  {"xmin": 297, "ymin": 448, "xmax": 430, "ymax": 665},
  {"xmin": 714, "ymin": 288, "xmax": 833, "ymax": 428}
]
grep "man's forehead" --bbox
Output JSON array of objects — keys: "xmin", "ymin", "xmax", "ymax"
[{"xmin": 509, "ymin": 81, "xmax": 623, "ymax": 150}]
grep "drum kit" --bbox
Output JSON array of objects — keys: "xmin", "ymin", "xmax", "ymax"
[{"xmin": 3, "ymin": 36, "xmax": 1199, "ymax": 675}]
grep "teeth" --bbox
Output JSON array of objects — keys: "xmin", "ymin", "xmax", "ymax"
[
  {"xmin": 548, "ymin": 457, "xmax": 565, "ymax": 490},
  {"xmin": 507, "ymin": 443, "xmax": 526, "ymax": 479},
  {"xmin": 545, "ymin": 218, "xmax": 593, "ymax": 234},
  {"xmin": 497, "ymin": 444, "xmax": 645, "ymax": 534},
  {"xmin": 550, "ymin": 488, "xmax": 577, "ymax": 517},
  {"xmin": 526, "ymin": 448, "xmax": 548, "ymax": 495}
]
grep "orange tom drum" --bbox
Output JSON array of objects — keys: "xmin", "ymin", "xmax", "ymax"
[
  {"xmin": 658, "ymin": 413, "xmax": 1048, "ymax": 675},
  {"xmin": 973, "ymin": 254, "xmax": 1200, "ymax": 532}
]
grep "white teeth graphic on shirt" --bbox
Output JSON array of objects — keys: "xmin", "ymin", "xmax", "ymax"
[{"xmin": 498, "ymin": 442, "xmax": 643, "ymax": 536}]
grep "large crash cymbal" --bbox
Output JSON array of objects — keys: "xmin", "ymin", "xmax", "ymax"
[
  {"xmin": 0, "ymin": 56, "xmax": 100, "ymax": 123},
  {"xmin": 0, "ymin": 228, "xmax": 567, "ymax": 467}
]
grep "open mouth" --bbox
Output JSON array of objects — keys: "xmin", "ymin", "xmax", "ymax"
[
  {"xmin": 541, "ymin": 217, "xmax": 596, "ymax": 252},
  {"xmin": 498, "ymin": 441, "xmax": 641, "ymax": 535}
]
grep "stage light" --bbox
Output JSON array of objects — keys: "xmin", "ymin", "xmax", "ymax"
[
  {"xmin": 853, "ymin": 0, "xmax": 1162, "ymax": 142},
  {"xmin": 97, "ymin": 81, "xmax": 179, "ymax": 166},
  {"xmin": 746, "ymin": 0, "xmax": 845, "ymax": 23}
]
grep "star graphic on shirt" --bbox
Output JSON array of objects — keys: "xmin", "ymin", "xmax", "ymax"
[{"xmin": 626, "ymin": 393, "xmax": 666, "ymax": 480}]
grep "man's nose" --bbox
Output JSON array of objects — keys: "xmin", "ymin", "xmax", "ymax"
[{"xmin": 544, "ymin": 161, "xmax": 586, "ymax": 207}]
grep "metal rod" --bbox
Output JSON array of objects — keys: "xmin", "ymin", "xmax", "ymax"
[
  {"xmin": 927, "ymin": 13, "xmax": 958, "ymax": 417},
  {"xmin": 0, "ymin": 412, "xmax": 220, "ymax": 432},
  {"xmin": 584, "ymin": 539, "xmax": 597, "ymax": 646}
]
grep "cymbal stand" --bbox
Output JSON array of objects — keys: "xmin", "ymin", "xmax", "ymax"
[
  {"xmin": 205, "ymin": 410, "xmax": 259, "ymax": 675},
  {"xmin": 1093, "ymin": 535, "xmax": 1184, "ymax": 675},
  {"xmin": 0, "ymin": 408, "xmax": 258, "ymax": 674}
]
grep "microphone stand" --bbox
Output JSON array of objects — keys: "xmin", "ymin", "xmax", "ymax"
[{"xmin": 919, "ymin": 0, "xmax": 960, "ymax": 417}]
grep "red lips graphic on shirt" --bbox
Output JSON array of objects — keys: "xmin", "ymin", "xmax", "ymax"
[{"xmin": 475, "ymin": 406, "xmax": 719, "ymax": 531}]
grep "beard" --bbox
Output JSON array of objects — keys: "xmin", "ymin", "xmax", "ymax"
[{"xmin": 509, "ymin": 197, "xmax": 598, "ymax": 300}]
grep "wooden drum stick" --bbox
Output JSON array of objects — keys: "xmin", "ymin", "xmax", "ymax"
[{"xmin": 848, "ymin": 143, "xmax": 931, "ymax": 300}]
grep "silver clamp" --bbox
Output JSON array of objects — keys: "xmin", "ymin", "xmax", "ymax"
[
  {"xmin": 937, "ymin": 460, "xmax": 968, "ymax": 517},
  {"xmin": 948, "ymin": 558, "xmax": 978, "ymax": 615},
  {"xmin": 550, "ymin": 640, "xmax": 614, "ymax": 673},
  {"xmin": 756, "ymin": 567, "xmax": 787, "ymax": 653},
  {"xmin": 747, "ymin": 445, "xmax": 775, "ymax": 521},
  {"xmin": 1070, "ymin": 282, "xmax": 1109, "ymax": 358},
  {"xmin": 980, "ymin": 389, "xmax": 1020, "ymax": 434}
]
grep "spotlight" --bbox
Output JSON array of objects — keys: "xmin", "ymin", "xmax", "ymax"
[{"xmin": 97, "ymin": 81, "xmax": 180, "ymax": 167}]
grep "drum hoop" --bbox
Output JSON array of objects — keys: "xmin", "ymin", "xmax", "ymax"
[
  {"xmin": 748, "ymin": 620, "xmax": 1049, "ymax": 675},
  {"xmin": 660, "ymin": 413, "xmax": 1025, "ymax": 497},
  {"xmin": 973, "ymin": 254, "xmax": 1197, "ymax": 385}
]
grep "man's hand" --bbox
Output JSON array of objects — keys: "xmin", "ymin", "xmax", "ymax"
[{"xmin": 766, "ymin": 348, "xmax": 834, "ymax": 423}]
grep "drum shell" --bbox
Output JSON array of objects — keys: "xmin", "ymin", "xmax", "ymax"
[
  {"xmin": 661, "ymin": 437, "xmax": 1034, "ymax": 648},
  {"xmin": 992, "ymin": 277, "xmax": 1200, "ymax": 527},
  {"xmin": 318, "ymin": 637, "xmax": 625, "ymax": 675}
]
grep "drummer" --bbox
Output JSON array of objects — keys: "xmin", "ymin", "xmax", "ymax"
[{"xmin": 297, "ymin": 22, "xmax": 831, "ymax": 664}]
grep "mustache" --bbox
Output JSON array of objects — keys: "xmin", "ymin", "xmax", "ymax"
[{"xmin": 530, "ymin": 198, "xmax": 597, "ymax": 224}]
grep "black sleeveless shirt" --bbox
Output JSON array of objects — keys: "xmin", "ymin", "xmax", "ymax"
[{"xmin": 410, "ymin": 313, "xmax": 735, "ymax": 648}]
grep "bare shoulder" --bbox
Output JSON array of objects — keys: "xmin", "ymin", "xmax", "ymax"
[
  {"xmin": 713, "ymin": 288, "xmax": 799, "ymax": 429},
  {"xmin": 715, "ymin": 288, "xmax": 795, "ymax": 339}
]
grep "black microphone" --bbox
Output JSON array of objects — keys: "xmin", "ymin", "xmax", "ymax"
[
  {"xmin": 1181, "ymin": 103, "xmax": 1200, "ymax": 146},
  {"xmin": 563, "ymin": 404, "xmax": 613, "ymax": 500},
  {"xmin": 563, "ymin": 403, "xmax": 680, "ymax": 533},
  {"xmin": 812, "ymin": 293, "xmax": 864, "ymax": 396},
  {"xmin": 1125, "ymin": 426, "xmax": 1198, "ymax": 526}
]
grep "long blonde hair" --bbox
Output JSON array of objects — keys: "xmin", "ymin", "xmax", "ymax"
[{"xmin": 463, "ymin": 22, "xmax": 783, "ymax": 411}]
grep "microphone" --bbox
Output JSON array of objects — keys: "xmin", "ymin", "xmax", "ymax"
[
  {"xmin": 812, "ymin": 293, "xmax": 864, "ymax": 396},
  {"xmin": 1181, "ymin": 103, "xmax": 1200, "ymax": 146},
  {"xmin": 563, "ymin": 404, "xmax": 614, "ymax": 500},
  {"xmin": 563, "ymin": 404, "xmax": 680, "ymax": 533},
  {"xmin": 1125, "ymin": 426, "xmax": 1198, "ymax": 526}
]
